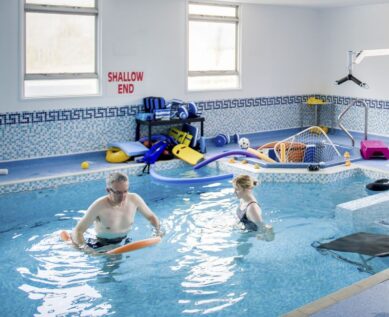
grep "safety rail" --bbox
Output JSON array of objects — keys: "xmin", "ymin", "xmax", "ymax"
[{"xmin": 337, "ymin": 99, "xmax": 368, "ymax": 147}]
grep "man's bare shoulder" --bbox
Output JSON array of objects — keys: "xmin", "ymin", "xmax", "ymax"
[
  {"xmin": 127, "ymin": 192, "xmax": 141, "ymax": 201},
  {"xmin": 89, "ymin": 195, "xmax": 109, "ymax": 210}
]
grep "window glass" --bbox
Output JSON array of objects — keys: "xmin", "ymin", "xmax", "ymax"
[
  {"xmin": 189, "ymin": 4, "xmax": 236, "ymax": 17},
  {"xmin": 24, "ymin": 79, "xmax": 98, "ymax": 98},
  {"xmin": 189, "ymin": 21, "xmax": 236, "ymax": 72},
  {"xmin": 23, "ymin": 0, "xmax": 98, "ymax": 98},
  {"xmin": 26, "ymin": 13, "xmax": 95, "ymax": 74},
  {"xmin": 188, "ymin": 2, "xmax": 239, "ymax": 91},
  {"xmin": 188, "ymin": 75, "xmax": 239, "ymax": 91},
  {"xmin": 26, "ymin": 0, "xmax": 95, "ymax": 7}
]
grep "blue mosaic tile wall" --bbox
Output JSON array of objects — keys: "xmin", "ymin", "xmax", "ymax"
[
  {"xmin": 317, "ymin": 95, "xmax": 389, "ymax": 136},
  {"xmin": 0, "ymin": 95, "xmax": 309, "ymax": 161},
  {"xmin": 1, "ymin": 94, "xmax": 388, "ymax": 161}
]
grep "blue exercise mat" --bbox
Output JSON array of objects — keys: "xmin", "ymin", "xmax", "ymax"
[{"xmin": 107, "ymin": 141, "xmax": 149, "ymax": 156}]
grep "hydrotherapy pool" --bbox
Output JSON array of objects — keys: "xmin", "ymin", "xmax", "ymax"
[{"xmin": 0, "ymin": 171, "xmax": 387, "ymax": 317}]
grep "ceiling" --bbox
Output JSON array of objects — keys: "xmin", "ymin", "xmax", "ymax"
[{"xmin": 219, "ymin": 0, "xmax": 389, "ymax": 8}]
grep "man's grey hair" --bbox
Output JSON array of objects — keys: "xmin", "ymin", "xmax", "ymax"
[{"xmin": 106, "ymin": 172, "xmax": 128, "ymax": 188}]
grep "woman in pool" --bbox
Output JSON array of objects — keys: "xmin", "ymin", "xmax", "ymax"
[{"xmin": 232, "ymin": 174, "xmax": 274, "ymax": 241}]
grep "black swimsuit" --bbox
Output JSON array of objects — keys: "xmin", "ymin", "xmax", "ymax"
[
  {"xmin": 86, "ymin": 236, "xmax": 132, "ymax": 249},
  {"xmin": 237, "ymin": 201, "xmax": 259, "ymax": 231}
]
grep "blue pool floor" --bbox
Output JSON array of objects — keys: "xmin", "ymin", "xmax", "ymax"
[
  {"xmin": 1, "ymin": 128, "xmax": 389, "ymax": 317},
  {"xmin": 1, "ymin": 128, "xmax": 389, "ymax": 184}
]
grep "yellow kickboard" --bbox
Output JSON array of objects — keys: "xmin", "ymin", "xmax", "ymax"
[
  {"xmin": 169, "ymin": 127, "xmax": 193, "ymax": 146},
  {"xmin": 172, "ymin": 144, "xmax": 204, "ymax": 165}
]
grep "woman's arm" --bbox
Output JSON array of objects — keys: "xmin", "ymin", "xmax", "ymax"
[
  {"xmin": 246, "ymin": 203, "xmax": 274, "ymax": 241},
  {"xmin": 246, "ymin": 203, "xmax": 264, "ymax": 228}
]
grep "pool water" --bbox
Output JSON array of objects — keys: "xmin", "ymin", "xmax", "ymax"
[{"xmin": 0, "ymin": 172, "xmax": 386, "ymax": 317}]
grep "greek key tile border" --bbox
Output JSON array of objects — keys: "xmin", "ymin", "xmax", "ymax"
[
  {"xmin": 0, "ymin": 95, "xmax": 312, "ymax": 126},
  {"xmin": 2, "ymin": 94, "xmax": 389, "ymax": 126},
  {"xmin": 0, "ymin": 105, "xmax": 143, "ymax": 126},
  {"xmin": 318, "ymin": 95, "xmax": 389, "ymax": 109}
]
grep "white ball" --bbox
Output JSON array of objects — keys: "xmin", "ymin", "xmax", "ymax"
[{"xmin": 238, "ymin": 137, "xmax": 250, "ymax": 149}]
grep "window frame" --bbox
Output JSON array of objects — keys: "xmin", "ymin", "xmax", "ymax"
[
  {"xmin": 21, "ymin": 0, "xmax": 100, "ymax": 99},
  {"xmin": 187, "ymin": 1, "xmax": 241, "ymax": 91}
]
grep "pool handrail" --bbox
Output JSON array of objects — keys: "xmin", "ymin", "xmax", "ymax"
[{"xmin": 338, "ymin": 99, "xmax": 368, "ymax": 147}]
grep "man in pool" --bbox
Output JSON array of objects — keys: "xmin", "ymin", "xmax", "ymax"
[{"xmin": 72, "ymin": 172, "xmax": 162, "ymax": 252}]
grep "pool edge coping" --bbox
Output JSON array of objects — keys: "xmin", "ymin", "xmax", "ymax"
[{"xmin": 282, "ymin": 268, "xmax": 389, "ymax": 317}]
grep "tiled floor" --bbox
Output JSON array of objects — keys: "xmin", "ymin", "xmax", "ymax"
[{"xmin": 1, "ymin": 128, "xmax": 388, "ymax": 185}]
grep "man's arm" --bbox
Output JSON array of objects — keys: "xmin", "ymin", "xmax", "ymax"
[
  {"xmin": 71, "ymin": 201, "xmax": 99, "ymax": 247},
  {"xmin": 132, "ymin": 194, "xmax": 162, "ymax": 235}
]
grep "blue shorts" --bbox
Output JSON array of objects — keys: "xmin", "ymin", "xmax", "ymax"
[{"xmin": 86, "ymin": 236, "xmax": 132, "ymax": 249}]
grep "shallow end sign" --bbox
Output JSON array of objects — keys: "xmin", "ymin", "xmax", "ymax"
[{"xmin": 107, "ymin": 71, "xmax": 144, "ymax": 94}]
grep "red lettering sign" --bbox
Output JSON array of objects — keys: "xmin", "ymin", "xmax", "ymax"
[{"xmin": 107, "ymin": 71, "xmax": 144, "ymax": 94}]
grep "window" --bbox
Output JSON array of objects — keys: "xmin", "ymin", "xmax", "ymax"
[
  {"xmin": 23, "ymin": 0, "xmax": 99, "ymax": 98},
  {"xmin": 188, "ymin": 2, "xmax": 240, "ymax": 91}
]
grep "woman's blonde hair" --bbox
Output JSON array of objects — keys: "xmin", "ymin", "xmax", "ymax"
[{"xmin": 232, "ymin": 174, "xmax": 259, "ymax": 190}]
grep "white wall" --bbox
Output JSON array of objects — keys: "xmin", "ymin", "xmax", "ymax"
[
  {"xmin": 319, "ymin": 3, "xmax": 389, "ymax": 99},
  {"xmin": 0, "ymin": 0, "xmax": 320, "ymax": 112}
]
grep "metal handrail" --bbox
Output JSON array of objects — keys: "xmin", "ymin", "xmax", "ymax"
[{"xmin": 337, "ymin": 99, "xmax": 368, "ymax": 147}]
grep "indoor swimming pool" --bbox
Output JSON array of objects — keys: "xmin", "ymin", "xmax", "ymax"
[{"xmin": 0, "ymin": 171, "xmax": 387, "ymax": 317}]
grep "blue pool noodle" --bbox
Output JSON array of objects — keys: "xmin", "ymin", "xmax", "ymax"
[
  {"xmin": 150, "ymin": 167, "xmax": 233, "ymax": 185},
  {"xmin": 193, "ymin": 150, "xmax": 258, "ymax": 170}
]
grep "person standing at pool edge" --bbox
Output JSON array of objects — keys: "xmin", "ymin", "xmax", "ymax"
[
  {"xmin": 72, "ymin": 172, "xmax": 162, "ymax": 252},
  {"xmin": 233, "ymin": 174, "xmax": 274, "ymax": 241}
]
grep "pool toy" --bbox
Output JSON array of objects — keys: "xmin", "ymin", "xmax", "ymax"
[
  {"xmin": 169, "ymin": 128, "xmax": 193, "ymax": 146},
  {"xmin": 306, "ymin": 97, "xmax": 325, "ymax": 105},
  {"xmin": 81, "ymin": 161, "xmax": 89, "ymax": 169},
  {"xmin": 138, "ymin": 141, "xmax": 168, "ymax": 165},
  {"xmin": 150, "ymin": 167, "xmax": 233, "ymax": 185},
  {"xmin": 167, "ymin": 100, "xmax": 201, "ymax": 120},
  {"xmin": 310, "ymin": 126, "xmax": 329, "ymax": 134},
  {"xmin": 106, "ymin": 237, "xmax": 161, "ymax": 255},
  {"xmin": 269, "ymin": 126, "xmax": 341, "ymax": 163},
  {"xmin": 143, "ymin": 96, "xmax": 166, "ymax": 113},
  {"xmin": 107, "ymin": 141, "xmax": 149, "ymax": 156},
  {"xmin": 60, "ymin": 231, "xmax": 161, "ymax": 255},
  {"xmin": 308, "ymin": 164, "xmax": 320, "ymax": 172},
  {"xmin": 177, "ymin": 105, "xmax": 189, "ymax": 120},
  {"xmin": 106, "ymin": 147, "xmax": 130, "ymax": 163},
  {"xmin": 138, "ymin": 134, "xmax": 175, "ymax": 144},
  {"xmin": 246, "ymin": 148, "xmax": 276, "ymax": 163},
  {"xmin": 138, "ymin": 141, "xmax": 169, "ymax": 173},
  {"xmin": 198, "ymin": 137, "xmax": 206, "ymax": 153},
  {"xmin": 193, "ymin": 150, "xmax": 257, "ymax": 170},
  {"xmin": 172, "ymin": 144, "xmax": 204, "ymax": 165},
  {"xmin": 106, "ymin": 141, "xmax": 149, "ymax": 163},
  {"xmin": 238, "ymin": 137, "xmax": 250, "ymax": 149},
  {"xmin": 183, "ymin": 123, "xmax": 200, "ymax": 148},
  {"xmin": 360, "ymin": 140, "xmax": 389, "ymax": 160},
  {"xmin": 214, "ymin": 134, "xmax": 230, "ymax": 147},
  {"xmin": 344, "ymin": 151, "xmax": 351, "ymax": 167},
  {"xmin": 366, "ymin": 179, "xmax": 389, "ymax": 191},
  {"xmin": 187, "ymin": 101, "xmax": 201, "ymax": 118}
]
